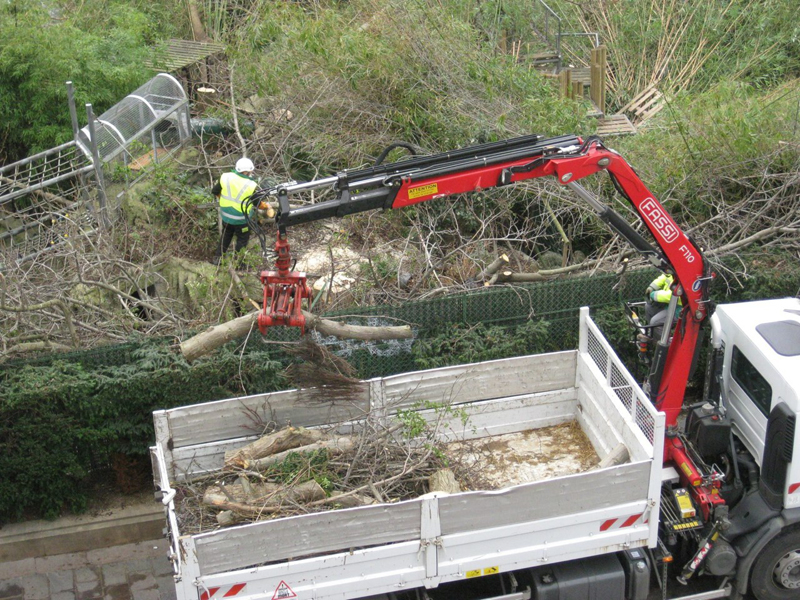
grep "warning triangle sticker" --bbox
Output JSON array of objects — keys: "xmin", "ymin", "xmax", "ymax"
[{"xmin": 272, "ymin": 581, "xmax": 296, "ymax": 600}]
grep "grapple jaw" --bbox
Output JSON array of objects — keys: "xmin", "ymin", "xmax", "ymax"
[{"xmin": 257, "ymin": 234, "xmax": 311, "ymax": 334}]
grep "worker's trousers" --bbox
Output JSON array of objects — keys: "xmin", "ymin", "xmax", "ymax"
[{"xmin": 217, "ymin": 222, "xmax": 250, "ymax": 263}]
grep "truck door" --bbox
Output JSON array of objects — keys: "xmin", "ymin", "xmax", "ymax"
[{"xmin": 724, "ymin": 343, "xmax": 771, "ymax": 464}]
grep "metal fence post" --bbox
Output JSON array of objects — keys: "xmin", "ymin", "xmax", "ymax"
[
  {"xmin": 85, "ymin": 103, "xmax": 110, "ymax": 228},
  {"xmin": 66, "ymin": 81, "xmax": 80, "ymax": 139}
]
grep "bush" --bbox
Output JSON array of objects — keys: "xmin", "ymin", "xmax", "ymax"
[
  {"xmin": 0, "ymin": 340, "xmax": 286, "ymax": 521},
  {"xmin": 413, "ymin": 318, "xmax": 553, "ymax": 369}
]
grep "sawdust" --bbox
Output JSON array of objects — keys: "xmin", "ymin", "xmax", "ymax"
[{"xmin": 445, "ymin": 421, "xmax": 600, "ymax": 490}]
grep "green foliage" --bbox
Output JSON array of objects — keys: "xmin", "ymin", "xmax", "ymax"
[
  {"xmin": 0, "ymin": 340, "xmax": 286, "ymax": 521},
  {"xmin": 262, "ymin": 448, "xmax": 335, "ymax": 494},
  {"xmin": 229, "ymin": 0, "xmax": 590, "ymax": 176},
  {"xmin": 550, "ymin": 0, "xmax": 799, "ymax": 103},
  {"xmin": 0, "ymin": 1, "xmax": 179, "ymax": 162},
  {"xmin": 413, "ymin": 318, "xmax": 552, "ymax": 369},
  {"xmin": 612, "ymin": 80, "xmax": 800, "ymax": 226}
]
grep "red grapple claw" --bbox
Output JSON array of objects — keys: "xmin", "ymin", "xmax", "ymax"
[{"xmin": 258, "ymin": 234, "xmax": 311, "ymax": 334}]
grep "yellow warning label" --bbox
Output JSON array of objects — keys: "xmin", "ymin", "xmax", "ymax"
[
  {"xmin": 679, "ymin": 462, "xmax": 693, "ymax": 478},
  {"xmin": 408, "ymin": 183, "xmax": 438, "ymax": 199},
  {"xmin": 671, "ymin": 520, "xmax": 700, "ymax": 531},
  {"xmin": 466, "ymin": 569, "xmax": 481, "ymax": 578},
  {"xmin": 466, "ymin": 566, "xmax": 499, "ymax": 579}
]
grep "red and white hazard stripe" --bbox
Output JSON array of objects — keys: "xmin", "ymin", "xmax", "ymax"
[
  {"xmin": 199, "ymin": 583, "xmax": 246, "ymax": 600},
  {"xmin": 599, "ymin": 513, "xmax": 645, "ymax": 531}
]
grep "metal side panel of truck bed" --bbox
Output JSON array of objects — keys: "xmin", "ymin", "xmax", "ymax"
[{"xmin": 150, "ymin": 308, "xmax": 665, "ymax": 600}]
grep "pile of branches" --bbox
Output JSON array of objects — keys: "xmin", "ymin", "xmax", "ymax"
[{"xmin": 176, "ymin": 408, "xmax": 485, "ymax": 533}]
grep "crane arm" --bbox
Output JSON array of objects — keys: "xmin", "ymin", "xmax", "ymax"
[{"xmin": 252, "ymin": 133, "xmax": 711, "ymax": 427}]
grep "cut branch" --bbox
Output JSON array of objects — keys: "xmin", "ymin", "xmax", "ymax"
[{"xmin": 180, "ymin": 310, "xmax": 413, "ymax": 362}]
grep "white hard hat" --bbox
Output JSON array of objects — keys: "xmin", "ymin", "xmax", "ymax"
[{"xmin": 236, "ymin": 157, "xmax": 255, "ymax": 173}]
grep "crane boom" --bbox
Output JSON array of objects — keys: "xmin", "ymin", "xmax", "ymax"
[{"xmin": 249, "ymin": 134, "xmax": 711, "ymax": 431}]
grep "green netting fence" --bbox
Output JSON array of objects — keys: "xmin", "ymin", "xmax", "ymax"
[
  {"xmin": 280, "ymin": 266, "xmax": 656, "ymax": 378},
  {"xmin": 0, "ymin": 267, "xmax": 656, "ymax": 378}
]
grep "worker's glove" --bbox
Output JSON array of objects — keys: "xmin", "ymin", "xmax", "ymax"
[{"xmin": 645, "ymin": 287, "xmax": 654, "ymax": 301}]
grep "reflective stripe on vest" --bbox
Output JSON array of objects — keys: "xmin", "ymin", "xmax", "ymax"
[{"xmin": 219, "ymin": 172, "xmax": 257, "ymax": 224}]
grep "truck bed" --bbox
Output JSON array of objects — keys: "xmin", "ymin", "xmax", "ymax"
[{"xmin": 151, "ymin": 308, "xmax": 664, "ymax": 600}]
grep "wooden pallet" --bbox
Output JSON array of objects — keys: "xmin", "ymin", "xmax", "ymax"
[
  {"xmin": 129, "ymin": 147, "xmax": 169, "ymax": 171},
  {"xmin": 620, "ymin": 85, "xmax": 664, "ymax": 125},
  {"xmin": 569, "ymin": 67, "xmax": 591, "ymax": 86},
  {"xmin": 596, "ymin": 114, "xmax": 636, "ymax": 137}
]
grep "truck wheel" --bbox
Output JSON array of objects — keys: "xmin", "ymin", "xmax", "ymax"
[{"xmin": 750, "ymin": 528, "xmax": 800, "ymax": 600}]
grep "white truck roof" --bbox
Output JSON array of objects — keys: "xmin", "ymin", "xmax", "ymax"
[{"xmin": 715, "ymin": 297, "xmax": 800, "ymax": 382}]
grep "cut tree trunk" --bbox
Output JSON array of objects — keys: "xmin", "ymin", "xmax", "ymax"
[
  {"xmin": 203, "ymin": 481, "xmax": 281, "ymax": 505},
  {"xmin": 479, "ymin": 254, "xmax": 509, "ymax": 285},
  {"xmin": 180, "ymin": 310, "xmax": 413, "ymax": 363},
  {"xmin": 224, "ymin": 426, "xmax": 327, "ymax": 469},
  {"xmin": 497, "ymin": 271, "xmax": 549, "ymax": 283},
  {"xmin": 249, "ymin": 436, "xmax": 355, "ymax": 470},
  {"xmin": 428, "ymin": 468, "xmax": 461, "ymax": 494},
  {"xmin": 203, "ymin": 480, "xmax": 326, "ymax": 516}
]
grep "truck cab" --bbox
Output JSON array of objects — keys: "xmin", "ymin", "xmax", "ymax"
[{"xmin": 712, "ymin": 298, "xmax": 800, "ymax": 509}]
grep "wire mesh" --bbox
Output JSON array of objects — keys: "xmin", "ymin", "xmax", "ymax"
[
  {"xmin": 77, "ymin": 73, "xmax": 189, "ymax": 164},
  {"xmin": 2, "ymin": 74, "xmax": 191, "ymax": 264},
  {"xmin": 0, "ymin": 268, "xmax": 657, "ymax": 377},
  {"xmin": 0, "ymin": 142, "xmax": 92, "ymax": 202}
]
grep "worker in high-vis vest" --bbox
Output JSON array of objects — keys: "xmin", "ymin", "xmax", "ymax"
[
  {"xmin": 212, "ymin": 157, "xmax": 258, "ymax": 264},
  {"xmin": 644, "ymin": 272, "xmax": 682, "ymax": 338}
]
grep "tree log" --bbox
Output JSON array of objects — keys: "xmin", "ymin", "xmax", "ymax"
[
  {"xmin": 479, "ymin": 254, "xmax": 510, "ymax": 285},
  {"xmin": 249, "ymin": 436, "xmax": 355, "ymax": 470},
  {"xmin": 180, "ymin": 310, "xmax": 413, "ymax": 363},
  {"xmin": 428, "ymin": 469, "xmax": 461, "ymax": 494},
  {"xmin": 203, "ymin": 481, "xmax": 281, "ymax": 505},
  {"xmin": 497, "ymin": 270, "xmax": 549, "ymax": 283},
  {"xmin": 203, "ymin": 480, "xmax": 326, "ymax": 516},
  {"xmin": 225, "ymin": 427, "xmax": 327, "ymax": 469}
]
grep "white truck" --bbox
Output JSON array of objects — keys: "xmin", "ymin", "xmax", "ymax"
[
  {"xmin": 152, "ymin": 134, "xmax": 800, "ymax": 600},
  {"xmin": 151, "ymin": 300, "xmax": 800, "ymax": 600}
]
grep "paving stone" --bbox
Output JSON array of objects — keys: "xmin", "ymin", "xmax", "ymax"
[
  {"xmin": 46, "ymin": 572, "xmax": 74, "ymax": 594},
  {"xmin": 75, "ymin": 579, "xmax": 102, "ymax": 600},
  {"xmin": 0, "ymin": 581, "xmax": 23, "ymax": 600},
  {"xmin": 149, "ymin": 558, "xmax": 172, "ymax": 578},
  {"xmin": 0, "ymin": 558, "xmax": 36, "ymax": 581},
  {"xmin": 51, "ymin": 592, "xmax": 76, "ymax": 600},
  {"xmin": 18, "ymin": 575, "xmax": 49, "ymax": 600},
  {"xmin": 103, "ymin": 585, "xmax": 132, "ymax": 600},
  {"xmin": 74, "ymin": 568, "xmax": 100, "ymax": 585},
  {"xmin": 130, "ymin": 589, "xmax": 159, "ymax": 600},
  {"xmin": 124, "ymin": 561, "xmax": 151, "ymax": 578},
  {"xmin": 155, "ymin": 577, "xmax": 175, "ymax": 600},
  {"xmin": 86, "ymin": 543, "xmax": 161, "ymax": 568},
  {"xmin": 37, "ymin": 553, "xmax": 90, "ymax": 574},
  {"xmin": 129, "ymin": 574, "xmax": 156, "ymax": 593},
  {"xmin": 101, "ymin": 564, "xmax": 128, "ymax": 587}
]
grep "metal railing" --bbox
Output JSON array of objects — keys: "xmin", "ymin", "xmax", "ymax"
[
  {"xmin": 1, "ymin": 74, "xmax": 191, "ymax": 266},
  {"xmin": 532, "ymin": 0, "xmax": 562, "ymax": 64}
]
